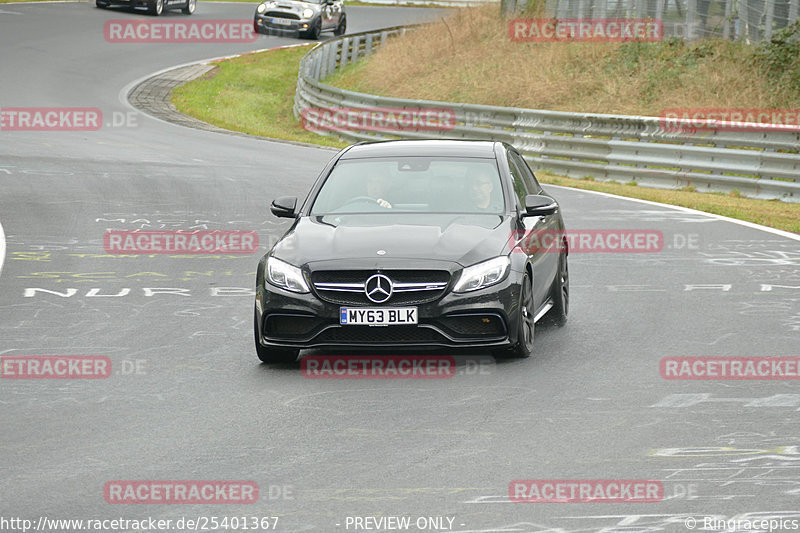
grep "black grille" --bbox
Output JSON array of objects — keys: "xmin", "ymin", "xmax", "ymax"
[
  {"xmin": 316, "ymin": 326, "xmax": 444, "ymax": 344},
  {"xmin": 318, "ymin": 291, "xmax": 443, "ymax": 306},
  {"xmin": 264, "ymin": 11, "xmax": 300, "ymax": 19},
  {"xmin": 312, "ymin": 270, "xmax": 449, "ymax": 284},
  {"xmin": 265, "ymin": 314, "xmax": 323, "ymax": 339},
  {"xmin": 311, "ymin": 270, "xmax": 450, "ymax": 306}
]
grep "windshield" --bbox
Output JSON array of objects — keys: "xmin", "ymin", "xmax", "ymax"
[{"xmin": 310, "ymin": 157, "xmax": 504, "ymax": 215}]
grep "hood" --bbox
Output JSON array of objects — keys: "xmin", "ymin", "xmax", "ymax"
[
  {"xmin": 271, "ymin": 213, "xmax": 513, "ymax": 270},
  {"xmin": 266, "ymin": 0, "xmax": 316, "ymax": 12}
]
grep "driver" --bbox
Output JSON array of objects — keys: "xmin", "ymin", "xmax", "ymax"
[
  {"xmin": 366, "ymin": 174, "xmax": 392, "ymax": 209},
  {"xmin": 466, "ymin": 172, "xmax": 495, "ymax": 211}
]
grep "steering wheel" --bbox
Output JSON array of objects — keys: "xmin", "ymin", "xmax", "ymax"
[{"xmin": 339, "ymin": 196, "xmax": 387, "ymax": 209}]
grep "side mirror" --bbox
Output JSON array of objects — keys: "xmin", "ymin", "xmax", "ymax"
[
  {"xmin": 270, "ymin": 196, "xmax": 298, "ymax": 218},
  {"xmin": 523, "ymin": 195, "xmax": 558, "ymax": 217}
]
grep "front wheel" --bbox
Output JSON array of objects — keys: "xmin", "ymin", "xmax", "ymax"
[
  {"xmin": 333, "ymin": 15, "xmax": 346, "ymax": 36},
  {"xmin": 182, "ymin": 0, "xmax": 195, "ymax": 14},
  {"xmin": 96, "ymin": 0, "xmax": 109, "ymax": 8},
  {"xmin": 495, "ymin": 273, "xmax": 534, "ymax": 359},
  {"xmin": 148, "ymin": 0, "xmax": 163, "ymax": 15},
  {"xmin": 254, "ymin": 311, "xmax": 298, "ymax": 364}
]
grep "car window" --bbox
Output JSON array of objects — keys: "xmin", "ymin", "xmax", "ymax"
[
  {"xmin": 310, "ymin": 157, "xmax": 504, "ymax": 214},
  {"xmin": 509, "ymin": 151, "xmax": 543, "ymax": 194},
  {"xmin": 506, "ymin": 154, "xmax": 530, "ymax": 207}
]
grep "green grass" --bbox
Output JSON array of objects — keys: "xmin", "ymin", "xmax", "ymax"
[
  {"xmin": 538, "ymin": 173, "xmax": 800, "ymax": 233},
  {"xmin": 171, "ymin": 45, "xmax": 349, "ymax": 149},
  {"xmin": 170, "ymin": 34, "xmax": 800, "ymax": 233}
]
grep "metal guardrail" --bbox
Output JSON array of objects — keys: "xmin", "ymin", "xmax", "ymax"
[{"xmin": 293, "ymin": 26, "xmax": 800, "ymax": 202}]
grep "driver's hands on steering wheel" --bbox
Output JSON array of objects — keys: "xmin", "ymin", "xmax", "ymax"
[{"xmin": 376, "ymin": 198, "xmax": 392, "ymax": 208}]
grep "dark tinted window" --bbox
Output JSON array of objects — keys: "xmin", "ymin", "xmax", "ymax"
[
  {"xmin": 311, "ymin": 157, "xmax": 504, "ymax": 214},
  {"xmin": 506, "ymin": 154, "xmax": 529, "ymax": 207},
  {"xmin": 509, "ymin": 151, "xmax": 543, "ymax": 194}
]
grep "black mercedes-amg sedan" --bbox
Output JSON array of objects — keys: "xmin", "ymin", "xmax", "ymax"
[{"xmin": 254, "ymin": 140, "xmax": 568, "ymax": 362}]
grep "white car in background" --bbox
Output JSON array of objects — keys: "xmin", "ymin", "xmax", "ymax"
[{"xmin": 254, "ymin": 0, "xmax": 346, "ymax": 39}]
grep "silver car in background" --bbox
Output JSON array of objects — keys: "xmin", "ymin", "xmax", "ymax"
[{"xmin": 254, "ymin": 0, "xmax": 346, "ymax": 39}]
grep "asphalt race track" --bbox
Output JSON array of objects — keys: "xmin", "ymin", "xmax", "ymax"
[{"xmin": 1, "ymin": 3, "xmax": 800, "ymax": 532}]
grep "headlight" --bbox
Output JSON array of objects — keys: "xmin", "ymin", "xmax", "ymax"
[
  {"xmin": 256, "ymin": 3, "xmax": 266, "ymax": 12},
  {"xmin": 302, "ymin": 7, "xmax": 314, "ymax": 18},
  {"xmin": 453, "ymin": 256, "xmax": 510, "ymax": 293},
  {"xmin": 266, "ymin": 257, "xmax": 310, "ymax": 293}
]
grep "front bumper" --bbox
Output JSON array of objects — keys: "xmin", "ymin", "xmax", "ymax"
[
  {"xmin": 107, "ymin": 0, "xmax": 151, "ymax": 6},
  {"xmin": 255, "ymin": 274, "xmax": 522, "ymax": 351},
  {"xmin": 253, "ymin": 14, "xmax": 314, "ymax": 35}
]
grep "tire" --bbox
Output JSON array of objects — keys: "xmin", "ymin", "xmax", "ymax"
[
  {"xmin": 254, "ymin": 311, "xmax": 298, "ymax": 364},
  {"xmin": 303, "ymin": 21, "xmax": 321, "ymax": 40},
  {"xmin": 548, "ymin": 251, "xmax": 569, "ymax": 327},
  {"xmin": 181, "ymin": 0, "xmax": 195, "ymax": 14},
  {"xmin": 495, "ymin": 273, "xmax": 534, "ymax": 359},
  {"xmin": 148, "ymin": 0, "xmax": 163, "ymax": 16},
  {"xmin": 96, "ymin": 0, "xmax": 109, "ymax": 8},
  {"xmin": 333, "ymin": 15, "xmax": 346, "ymax": 36}
]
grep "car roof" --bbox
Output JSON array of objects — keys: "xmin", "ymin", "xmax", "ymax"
[{"xmin": 339, "ymin": 140, "xmax": 499, "ymax": 160}]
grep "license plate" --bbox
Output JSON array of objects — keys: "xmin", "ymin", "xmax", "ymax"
[
  {"xmin": 271, "ymin": 17, "xmax": 292, "ymax": 25},
  {"xmin": 340, "ymin": 307, "xmax": 418, "ymax": 326}
]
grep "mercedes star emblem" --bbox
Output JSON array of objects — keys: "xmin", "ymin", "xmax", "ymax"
[{"xmin": 364, "ymin": 274, "xmax": 393, "ymax": 304}]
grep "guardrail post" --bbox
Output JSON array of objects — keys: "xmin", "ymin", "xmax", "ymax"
[
  {"xmin": 351, "ymin": 35, "xmax": 362, "ymax": 64},
  {"xmin": 328, "ymin": 40, "xmax": 339, "ymax": 75},
  {"xmin": 311, "ymin": 53, "xmax": 321, "ymax": 81},
  {"xmin": 319, "ymin": 44, "xmax": 330, "ymax": 80},
  {"xmin": 339, "ymin": 37, "xmax": 350, "ymax": 69},
  {"xmin": 365, "ymin": 33, "xmax": 374, "ymax": 56}
]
